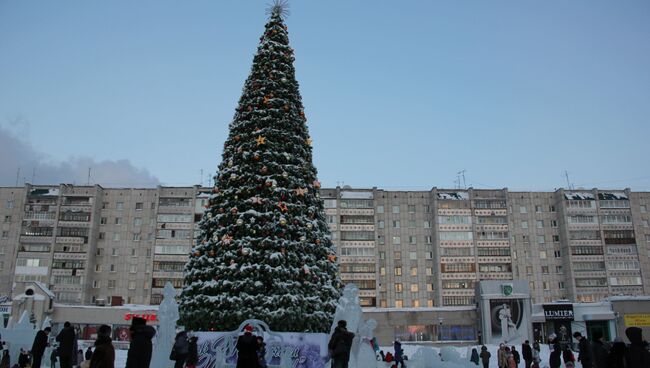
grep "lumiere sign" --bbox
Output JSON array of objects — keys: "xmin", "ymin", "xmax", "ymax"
[{"xmin": 542, "ymin": 304, "xmax": 574, "ymax": 321}]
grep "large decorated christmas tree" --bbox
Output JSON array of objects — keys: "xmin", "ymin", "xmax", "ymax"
[{"xmin": 179, "ymin": 3, "xmax": 341, "ymax": 333}]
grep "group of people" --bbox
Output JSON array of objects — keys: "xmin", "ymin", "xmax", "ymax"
[
  {"xmin": 377, "ymin": 340, "xmax": 406, "ymax": 368},
  {"xmin": 547, "ymin": 327, "xmax": 650, "ymax": 368},
  {"xmin": 471, "ymin": 342, "xmax": 540, "ymax": 368},
  {"xmin": 170, "ymin": 330, "xmax": 198, "ymax": 368}
]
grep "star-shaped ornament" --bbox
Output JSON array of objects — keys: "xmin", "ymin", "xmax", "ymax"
[
  {"xmin": 221, "ymin": 234, "xmax": 233, "ymax": 244},
  {"xmin": 251, "ymin": 196, "xmax": 264, "ymax": 205},
  {"xmin": 295, "ymin": 188, "xmax": 307, "ymax": 196},
  {"xmin": 277, "ymin": 202, "xmax": 288, "ymax": 212},
  {"xmin": 306, "ymin": 138, "xmax": 313, "ymax": 146},
  {"xmin": 256, "ymin": 135, "xmax": 266, "ymax": 146}
]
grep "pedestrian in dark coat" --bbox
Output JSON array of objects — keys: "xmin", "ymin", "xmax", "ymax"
[
  {"xmin": 562, "ymin": 347, "xmax": 575, "ymax": 366},
  {"xmin": 257, "ymin": 336, "xmax": 268, "ymax": 368},
  {"xmin": 328, "ymin": 320, "xmax": 354, "ymax": 368},
  {"xmin": 90, "ymin": 325, "xmax": 115, "ymax": 368},
  {"xmin": 394, "ymin": 340, "xmax": 406, "ymax": 368},
  {"xmin": 85, "ymin": 347, "xmax": 93, "ymax": 361},
  {"xmin": 236, "ymin": 325, "xmax": 259, "ymax": 368},
  {"xmin": 56, "ymin": 321, "xmax": 76, "ymax": 368},
  {"xmin": 480, "ymin": 345, "xmax": 491, "ymax": 368},
  {"xmin": 185, "ymin": 336, "xmax": 198, "ymax": 368},
  {"xmin": 171, "ymin": 331, "xmax": 189, "ymax": 368},
  {"xmin": 549, "ymin": 337, "xmax": 561, "ymax": 368},
  {"xmin": 50, "ymin": 348, "xmax": 57, "ymax": 368},
  {"xmin": 591, "ymin": 331, "xmax": 608, "ymax": 368},
  {"xmin": 18, "ymin": 348, "xmax": 30, "ymax": 368},
  {"xmin": 31, "ymin": 326, "xmax": 51, "ymax": 368},
  {"xmin": 522, "ymin": 340, "xmax": 533, "ymax": 368},
  {"xmin": 470, "ymin": 348, "xmax": 480, "ymax": 365},
  {"xmin": 125, "ymin": 317, "xmax": 156, "ymax": 368},
  {"xmin": 606, "ymin": 340, "xmax": 626, "ymax": 368},
  {"xmin": 0, "ymin": 349, "xmax": 8, "ymax": 368},
  {"xmin": 574, "ymin": 332, "xmax": 593, "ymax": 368},
  {"xmin": 624, "ymin": 326, "xmax": 650, "ymax": 368}
]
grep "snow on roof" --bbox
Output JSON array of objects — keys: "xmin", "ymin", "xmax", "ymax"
[
  {"xmin": 33, "ymin": 281, "xmax": 56, "ymax": 299},
  {"xmin": 598, "ymin": 192, "xmax": 628, "ymax": 200},
  {"xmin": 564, "ymin": 192, "xmax": 595, "ymax": 200},
  {"xmin": 29, "ymin": 188, "xmax": 60, "ymax": 196},
  {"xmin": 605, "ymin": 295, "xmax": 650, "ymax": 302},
  {"xmin": 340, "ymin": 191, "xmax": 373, "ymax": 199},
  {"xmin": 53, "ymin": 303, "xmax": 159, "ymax": 311},
  {"xmin": 437, "ymin": 192, "xmax": 469, "ymax": 200}
]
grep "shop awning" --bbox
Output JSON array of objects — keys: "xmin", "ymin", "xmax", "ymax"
[
  {"xmin": 531, "ymin": 313, "xmax": 546, "ymax": 323},
  {"xmin": 583, "ymin": 313, "xmax": 615, "ymax": 321}
]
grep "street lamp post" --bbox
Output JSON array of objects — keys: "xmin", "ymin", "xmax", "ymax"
[{"xmin": 438, "ymin": 317, "xmax": 444, "ymax": 342}]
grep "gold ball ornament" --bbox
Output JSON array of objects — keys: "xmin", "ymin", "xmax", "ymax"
[
  {"xmin": 236, "ymin": 219, "xmax": 244, "ymax": 226},
  {"xmin": 282, "ymin": 172, "xmax": 288, "ymax": 178},
  {"xmin": 306, "ymin": 223, "xmax": 313, "ymax": 230},
  {"xmin": 279, "ymin": 217, "xmax": 287, "ymax": 226}
]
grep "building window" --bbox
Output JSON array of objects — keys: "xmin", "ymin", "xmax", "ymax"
[
  {"xmin": 537, "ymin": 220, "xmax": 544, "ymax": 228},
  {"xmin": 5, "ymin": 200, "xmax": 14, "ymax": 209},
  {"xmin": 424, "ymin": 205, "xmax": 430, "ymax": 213},
  {"xmin": 425, "ymin": 236, "xmax": 432, "ymax": 244},
  {"xmin": 541, "ymin": 266, "xmax": 549, "ymax": 274},
  {"xmin": 4, "ymin": 215, "xmax": 11, "ymax": 223},
  {"xmin": 395, "ymin": 283, "xmax": 403, "ymax": 292},
  {"xmin": 543, "ymin": 282, "xmax": 550, "ymax": 290},
  {"xmin": 521, "ymin": 221, "xmax": 528, "ymax": 229},
  {"xmin": 551, "ymin": 220, "xmax": 558, "ymax": 228},
  {"xmin": 410, "ymin": 284, "xmax": 419, "ymax": 292},
  {"xmin": 535, "ymin": 205, "xmax": 543, "ymax": 213},
  {"xmin": 559, "ymin": 282, "xmax": 565, "ymax": 289},
  {"xmin": 408, "ymin": 220, "xmax": 416, "ymax": 228},
  {"xmin": 379, "ymin": 251, "xmax": 385, "ymax": 259},
  {"xmin": 128, "ymin": 281, "xmax": 136, "ymax": 290},
  {"xmin": 556, "ymin": 266, "xmax": 563, "ymax": 273},
  {"xmin": 132, "ymin": 233, "xmax": 140, "ymax": 241},
  {"xmin": 131, "ymin": 249, "xmax": 137, "ymax": 256},
  {"xmin": 380, "ymin": 267, "xmax": 385, "ymax": 276},
  {"xmin": 408, "ymin": 205, "xmax": 416, "ymax": 213},
  {"xmin": 409, "ymin": 252, "xmax": 417, "ymax": 260},
  {"xmin": 426, "ymin": 267, "xmax": 433, "ymax": 276},
  {"xmin": 98, "ymin": 232, "xmax": 105, "ymax": 240},
  {"xmin": 130, "ymin": 264, "xmax": 137, "ymax": 273},
  {"xmin": 113, "ymin": 233, "xmax": 120, "ymax": 241},
  {"xmin": 92, "ymin": 280, "xmax": 100, "ymax": 288},
  {"xmin": 377, "ymin": 205, "xmax": 384, "ymax": 213},
  {"xmin": 392, "ymin": 205, "xmax": 400, "ymax": 214},
  {"xmin": 520, "ymin": 206, "xmax": 527, "ymax": 214},
  {"xmin": 392, "ymin": 220, "xmax": 400, "ymax": 228},
  {"xmin": 409, "ymin": 236, "xmax": 417, "ymax": 244},
  {"xmin": 110, "ymin": 264, "xmax": 115, "ymax": 272},
  {"xmin": 394, "ymin": 267, "xmax": 402, "ymax": 276},
  {"xmin": 115, "ymin": 217, "xmax": 122, "ymax": 225},
  {"xmin": 108, "ymin": 280, "xmax": 116, "ymax": 288},
  {"xmin": 641, "ymin": 205, "xmax": 647, "ymax": 213},
  {"xmin": 643, "ymin": 220, "xmax": 649, "ymax": 228},
  {"xmin": 394, "ymin": 251, "xmax": 401, "ymax": 259},
  {"xmin": 539, "ymin": 251, "xmax": 547, "ymax": 259},
  {"xmin": 135, "ymin": 202, "xmax": 143, "ymax": 210},
  {"xmin": 554, "ymin": 250, "xmax": 561, "ymax": 258},
  {"xmin": 423, "ymin": 221, "xmax": 431, "ymax": 228},
  {"xmin": 553, "ymin": 235, "xmax": 560, "ymax": 242},
  {"xmin": 392, "ymin": 236, "xmax": 401, "ymax": 245},
  {"xmin": 395, "ymin": 300, "xmax": 403, "ymax": 308},
  {"xmin": 100, "ymin": 217, "xmax": 107, "ymax": 224},
  {"xmin": 538, "ymin": 235, "xmax": 545, "ymax": 244},
  {"xmin": 1, "ymin": 231, "xmax": 8, "ymax": 239},
  {"xmin": 410, "ymin": 267, "xmax": 418, "ymax": 276},
  {"xmin": 112, "ymin": 248, "xmax": 118, "ymax": 256},
  {"xmin": 95, "ymin": 264, "xmax": 101, "ymax": 272},
  {"xmin": 526, "ymin": 266, "xmax": 533, "ymax": 275},
  {"xmin": 549, "ymin": 205, "xmax": 556, "ymax": 212},
  {"xmin": 102, "ymin": 202, "xmax": 108, "ymax": 209},
  {"xmin": 134, "ymin": 217, "xmax": 142, "ymax": 226},
  {"xmin": 116, "ymin": 202, "xmax": 124, "ymax": 210},
  {"xmin": 425, "ymin": 252, "xmax": 433, "ymax": 259},
  {"xmin": 378, "ymin": 220, "xmax": 385, "ymax": 229}
]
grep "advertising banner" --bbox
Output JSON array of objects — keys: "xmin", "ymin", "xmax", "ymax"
[
  {"xmin": 489, "ymin": 299, "xmax": 526, "ymax": 343},
  {"xmin": 542, "ymin": 304, "xmax": 574, "ymax": 321},
  {"xmin": 624, "ymin": 314, "xmax": 650, "ymax": 327}
]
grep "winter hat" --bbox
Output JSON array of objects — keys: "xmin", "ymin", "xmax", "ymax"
[
  {"xmin": 337, "ymin": 320, "xmax": 347, "ymax": 329},
  {"xmin": 625, "ymin": 327, "xmax": 643, "ymax": 344},
  {"xmin": 244, "ymin": 324, "xmax": 254, "ymax": 333},
  {"xmin": 131, "ymin": 317, "xmax": 147, "ymax": 327}
]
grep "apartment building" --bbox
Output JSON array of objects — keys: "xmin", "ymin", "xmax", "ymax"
[{"xmin": 1, "ymin": 184, "xmax": 649, "ymax": 310}]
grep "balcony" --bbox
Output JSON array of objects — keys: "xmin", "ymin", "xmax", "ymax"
[{"xmin": 23, "ymin": 212, "xmax": 56, "ymax": 221}]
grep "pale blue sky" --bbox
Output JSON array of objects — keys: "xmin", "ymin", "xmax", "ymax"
[{"xmin": 1, "ymin": 0, "xmax": 649, "ymax": 190}]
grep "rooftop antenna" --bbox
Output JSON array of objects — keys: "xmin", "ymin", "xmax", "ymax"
[
  {"xmin": 87, "ymin": 167, "xmax": 92, "ymax": 185},
  {"xmin": 457, "ymin": 169, "xmax": 467, "ymax": 189},
  {"xmin": 564, "ymin": 170, "xmax": 574, "ymax": 190},
  {"xmin": 15, "ymin": 168, "xmax": 20, "ymax": 187},
  {"xmin": 31, "ymin": 167, "xmax": 36, "ymax": 184},
  {"xmin": 200, "ymin": 169, "xmax": 204, "ymax": 186}
]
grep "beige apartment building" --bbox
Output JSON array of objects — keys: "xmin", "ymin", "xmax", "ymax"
[{"xmin": 1, "ymin": 184, "xmax": 649, "ymax": 311}]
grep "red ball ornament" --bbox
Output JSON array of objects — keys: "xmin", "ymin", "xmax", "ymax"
[
  {"xmin": 231, "ymin": 207, "xmax": 238, "ymax": 215},
  {"xmin": 253, "ymin": 153, "xmax": 260, "ymax": 161}
]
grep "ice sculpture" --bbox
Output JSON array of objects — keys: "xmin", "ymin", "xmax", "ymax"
[{"xmin": 151, "ymin": 282, "xmax": 180, "ymax": 368}]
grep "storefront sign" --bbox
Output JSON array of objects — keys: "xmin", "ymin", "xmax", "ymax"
[
  {"xmin": 543, "ymin": 304, "xmax": 574, "ymax": 320},
  {"xmin": 624, "ymin": 314, "xmax": 650, "ymax": 327},
  {"xmin": 0, "ymin": 305, "xmax": 11, "ymax": 314},
  {"xmin": 124, "ymin": 312, "xmax": 157, "ymax": 321}
]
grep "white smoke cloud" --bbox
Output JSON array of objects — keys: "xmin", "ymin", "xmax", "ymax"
[{"xmin": 0, "ymin": 120, "xmax": 160, "ymax": 187}]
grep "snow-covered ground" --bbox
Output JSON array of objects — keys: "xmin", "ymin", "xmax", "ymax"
[{"xmin": 112, "ymin": 343, "xmax": 585, "ymax": 368}]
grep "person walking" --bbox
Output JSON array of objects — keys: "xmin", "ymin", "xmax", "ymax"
[
  {"xmin": 256, "ymin": 336, "xmax": 267, "ymax": 368},
  {"xmin": 498, "ymin": 344, "xmax": 507, "ymax": 368},
  {"xmin": 0, "ymin": 348, "xmax": 8, "ymax": 368},
  {"xmin": 591, "ymin": 331, "xmax": 608, "ymax": 368},
  {"xmin": 171, "ymin": 331, "xmax": 189, "ymax": 368},
  {"xmin": 531, "ymin": 342, "xmax": 541, "ymax": 368},
  {"xmin": 549, "ymin": 335, "xmax": 561, "ymax": 368},
  {"xmin": 606, "ymin": 339, "xmax": 626, "ymax": 368},
  {"xmin": 125, "ymin": 317, "xmax": 156, "ymax": 368},
  {"xmin": 89, "ymin": 325, "xmax": 115, "ymax": 368},
  {"xmin": 84, "ymin": 347, "xmax": 92, "ymax": 361},
  {"xmin": 328, "ymin": 320, "xmax": 354, "ymax": 368},
  {"xmin": 236, "ymin": 325, "xmax": 258, "ymax": 368},
  {"xmin": 394, "ymin": 340, "xmax": 406, "ymax": 368},
  {"xmin": 562, "ymin": 346, "xmax": 576, "ymax": 368},
  {"xmin": 31, "ymin": 326, "xmax": 51, "ymax": 368},
  {"xmin": 624, "ymin": 326, "xmax": 650, "ymax": 368},
  {"xmin": 56, "ymin": 322, "xmax": 76, "ymax": 368},
  {"xmin": 50, "ymin": 347, "xmax": 58, "ymax": 368},
  {"xmin": 470, "ymin": 348, "xmax": 479, "ymax": 366},
  {"xmin": 185, "ymin": 336, "xmax": 198, "ymax": 368},
  {"xmin": 521, "ymin": 340, "xmax": 532, "ymax": 368},
  {"xmin": 480, "ymin": 345, "xmax": 491, "ymax": 368},
  {"xmin": 76, "ymin": 349, "xmax": 84, "ymax": 367},
  {"xmin": 511, "ymin": 346, "xmax": 520, "ymax": 367},
  {"xmin": 573, "ymin": 332, "xmax": 593, "ymax": 368}
]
